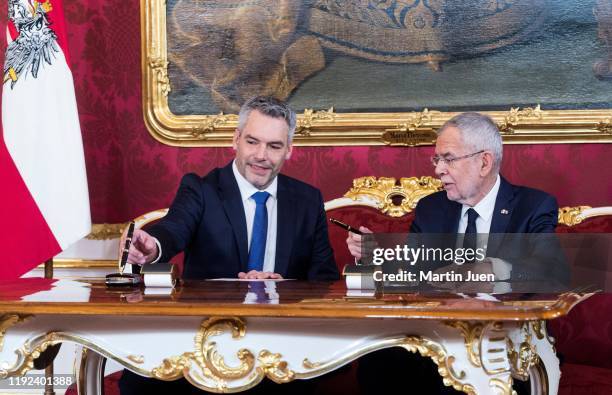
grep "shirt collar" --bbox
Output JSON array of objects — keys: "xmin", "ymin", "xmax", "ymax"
[
  {"xmin": 461, "ymin": 175, "xmax": 500, "ymax": 222},
  {"xmin": 232, "ymin": 160, "xmax": 278, "ymax": 202}
]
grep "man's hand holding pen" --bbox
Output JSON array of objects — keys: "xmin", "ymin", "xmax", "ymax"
[
  {"xmin": 346, "ymin": 226, "xmax": 373, "ymax": 260},
  {"xmin": 121, "ymin": 229, "xmax": 159, "ymax": 265},
  {"xmin": 329, "ymin": 218, "xmax": 375, "ymax": 261}
]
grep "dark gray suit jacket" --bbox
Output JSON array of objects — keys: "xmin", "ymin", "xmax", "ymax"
[{"xmin": 148, "ymin": 162, "xmax": 339, "ymax": 280}]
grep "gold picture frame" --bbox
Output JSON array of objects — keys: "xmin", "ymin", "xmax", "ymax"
[{"xmin": 141, "ymin": 0, "xmax": 612, "ymax": 147}]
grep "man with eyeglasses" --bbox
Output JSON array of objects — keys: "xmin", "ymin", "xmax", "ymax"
[
  {"xmin": 346, "ymin": 112, "xmax": 559, "ymax": 395},
  {"xmin": 347, "ymin": 111, "xmax": 558, "ymax": 273}
]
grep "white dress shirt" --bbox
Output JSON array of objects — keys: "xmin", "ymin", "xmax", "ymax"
[
  {"xmin": 457, "ymin": 175, "xmax": 511, "ymax": 281},
  {"xmin": 232, "ymin": 161, "xmax": 278, "ymax": 273},
  {"xmin": 458, "ymin": 175, "xmax": 500, "ymax": 236}
]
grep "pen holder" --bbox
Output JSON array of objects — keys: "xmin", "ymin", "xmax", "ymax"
[
  {"xmin": 105, "ymin": 272, "xmax": 142, "ymax": 286},
  {"xmin": 141, "ymin": 263, "xmax": 179, "ymax": 288}
]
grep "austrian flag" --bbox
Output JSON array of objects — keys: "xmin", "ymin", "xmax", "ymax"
[{"xmin": 0, "ymin": 0, "xmax": 90, "ymax": 279}]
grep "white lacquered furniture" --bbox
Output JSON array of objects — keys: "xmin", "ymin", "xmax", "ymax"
[{"xmin": 0, "ymin": 279, "xmax": 591, "ymax": 395}]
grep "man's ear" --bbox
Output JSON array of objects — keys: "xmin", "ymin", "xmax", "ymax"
[
  {"xmin": 480, "ymin": 151, "xmax": 494, "ymax": 176},
  {"xmin": 285, "ymin": 143, "xmax": 293, "ymax": 160},
  {"xmin": 232, "ymin": 129, "xmax": 240, "ymax": 151}
]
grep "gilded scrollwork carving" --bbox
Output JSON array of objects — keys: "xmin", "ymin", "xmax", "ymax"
[
  {"xmin": 401, "ymin": 336, "xmax": 475, "ymax": 395},
  {"xmin": 191, "ymin": 113, "xmax": 239, "ymax": 138},
  {"xmin": 193, "ymin": 317, "xmax": 255, "ymax": 381},
  {"xmin": 258, "ymin": 350, "xmax": 295, "ymax": 384},
  {"xmin": 596, "ymin": 117, "xmax": 612, "ymax": 134},
  {"xmin": 148, "ymin": 56, "xmax": 171, "ymax": 97},
  {"xmin": 127, "ymin": 355, "xmax": 145, "ymax": 364},
  {"xmin": 507, "ymin": 324, "xmax": 539, "ymax": 381},
  {"xmin": 0, "ymin": 315, "xmax": 30, "ymax": 352},
  {"xmin": 558, "ymin": 205, "xmax": 591, "ymax": 226},
  {"xmin": 344, "ymin": 176, "xmax": 442, "ymax": 217},
  {"xmin": 489, "ymin": 376, "xmax": 516, "ymax": 395},
  {"xmin": 3, "ymin": 331, "xmax": 157, "ymax": 380},
  {"xmin": 296, "ymin": 107, "xmax": 335, "ymax": 136},
  {"xmin": 397, "ymin": 108, "xmax": 433, "ymax": 130},
  {"xmin": 530, "ymin": 321, "xmax": 556, "ymax": 350},
  {"xmin": 151, "ymin": 317, "xmax": 258, "ymax": 388},
  {"xmin": 531, "ymin": 321, "xmax": 545, "ymax": 340},
  {"xmin": 151, "ymin": 354, "xmax": 192, "ymax": 381},
  {"xmin": 445, "ymin": 321, "xmax": 484, "ymax": 368},
  {"xmin": 146, "ymin": 317, "xmax": 301, "ymax": 391},
  {"xmin": 498, "ymin": 105, "xmax": 544, "ymax": 134},
  {"xmin": 302, "ymin": 358, "xmax": 323, "ymax": 369},
  {"xmin": 0, "ymin": 332, "xmax": 59, "ymax": 379},
  {"xmin": 86, "ymin": 223, "xmax": 127, "ymax": 240}
]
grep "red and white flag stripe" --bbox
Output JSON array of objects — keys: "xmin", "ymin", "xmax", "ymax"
[{"xmin": 0, "ymin": 0, "xmax": 90, "ymax": 279}]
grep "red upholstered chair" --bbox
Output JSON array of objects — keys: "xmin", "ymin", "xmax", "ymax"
[
  {"xmin": 550, "ymin": 206, "xmax": 612, "ymax": 395},
  {"xmin": 556, "ymin": 206, "xmax": 612, "ymax": 234},
  {"xmin": 324, "ymin": 176, "xmax": 442, "ymax": 273}
]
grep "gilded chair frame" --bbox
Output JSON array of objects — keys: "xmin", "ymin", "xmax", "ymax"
[{"xmin": 324, "ymin": 177, "xmax": 612, "ymax": 227}]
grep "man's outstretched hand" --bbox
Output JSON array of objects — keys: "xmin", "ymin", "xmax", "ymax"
[
  {"xmin": 238, "ymin": 271, "xmax": 283, "ymax": 280},
  {"xmin": 123, "ymin": 229, "xmax": 159, "ymax": 265}
]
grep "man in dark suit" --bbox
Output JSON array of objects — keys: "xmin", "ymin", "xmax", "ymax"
[
  {"xmin": 120, "ymin": 96, "xmax": 338, "ymax": 394},
  {"xmin": 346, "ymin": 112, "xmax": 562, "ymax": 394},
  {"xmin": 347, "ymin": 112, "xmax": 560, "ymax": 282},
  {"xmin": 126, "ymin": 95, "xmax": 338, "ymax": 281}
]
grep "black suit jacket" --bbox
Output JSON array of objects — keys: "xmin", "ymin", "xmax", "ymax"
[
  {"xmin": 409, "ymin": 176, "xmax": 567, "ymax": 283},
  {"xmin": 148, "ymin": 162, "xmax": 339, "ymax": 281},
  {"xmin": 410, "ymin": 176, "xmax": 558, "ymax": 235}
]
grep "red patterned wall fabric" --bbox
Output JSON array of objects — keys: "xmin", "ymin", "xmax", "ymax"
[{"xmin": 2, "ymin": 0, "xmax": 608, "ymax": 223}]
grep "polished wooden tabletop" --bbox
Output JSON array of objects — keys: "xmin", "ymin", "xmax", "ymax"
[{"xmin": 0, "ymin": 277, "xmax": 591, "ymax": 320}]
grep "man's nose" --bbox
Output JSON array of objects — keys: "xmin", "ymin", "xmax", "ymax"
[
  {"xmin": 434, "ymin": 161, "xmax": 447, "ymax": 177},
  {"xmin": 254, "ymin": 144, "xmax": 267, "ymax": 160}
]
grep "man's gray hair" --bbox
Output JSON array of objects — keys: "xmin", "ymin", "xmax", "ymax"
[
  {"xmin": 237, "ymin": 96, "xmax": 297, "ymax": 143},
  {"xmin": 438, "ymin": 112, "xmax": 503, "ymax": 172}
]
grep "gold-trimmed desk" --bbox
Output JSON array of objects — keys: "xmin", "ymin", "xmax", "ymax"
[{"xmin": 0, "ymin": 279, "xmax": 591, "ymax": 395}]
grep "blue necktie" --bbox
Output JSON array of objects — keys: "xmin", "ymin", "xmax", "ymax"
[
  {"xmin": 463, "ymin": 208, "xmax": 479, "ymax": 252},
  {"xmin": 247, "ymin": 191, "xmax": 270, "ymax": 271},
  {"xmin": 248, "ymin": 281, "xmax": 268, "ymax": 303}
]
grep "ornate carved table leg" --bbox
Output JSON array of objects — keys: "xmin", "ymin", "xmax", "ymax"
[
  {"xmin": 76, "ymin": 346, "xmax": 106, "ymax": 395},
  {"xmin": 436, "ymin": 321, "xmax": 514, "ymax": 395},
  {"xmin": 505, "ymin": 321, "xmax": 559, "ymax": 395},
  {"xmin": 528, "ymin": 321, "xmax": 559, "ymax": 395}
]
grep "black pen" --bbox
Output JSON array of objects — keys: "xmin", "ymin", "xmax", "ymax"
[
  {"xmin": 119, "ymin": 221, "xmax": 136, "ymax": 275},
  {"xmin": 329, "ymin": 218, "xmax": 364, "ymax": 235}
]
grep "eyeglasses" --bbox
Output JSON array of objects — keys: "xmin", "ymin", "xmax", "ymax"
[{"xmin": 431, "ymin": 150, "xmax": 484, "ymax": 167}]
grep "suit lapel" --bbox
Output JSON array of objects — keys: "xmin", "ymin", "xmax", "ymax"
[
  {"xmin": 490, "ymin": 177, "xmax": 514, "ymax": 233},
  {"xmin": 488, "ymin": 176, "xmax": 515, "ymax": 256},
  {"xmin": 443, "ymin": 199, "xmax": 462, "ymax": 250},
  {"xmin": 274, "ymin": 176, "xmax": 294, "ymax": 277},
  {"xmin": 446, "ymin": 200, "xmax": 462, "ymax": 233},
  {"xmin": 218, "ymin": 163, "xmax": 249, "ymax": 271}
]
